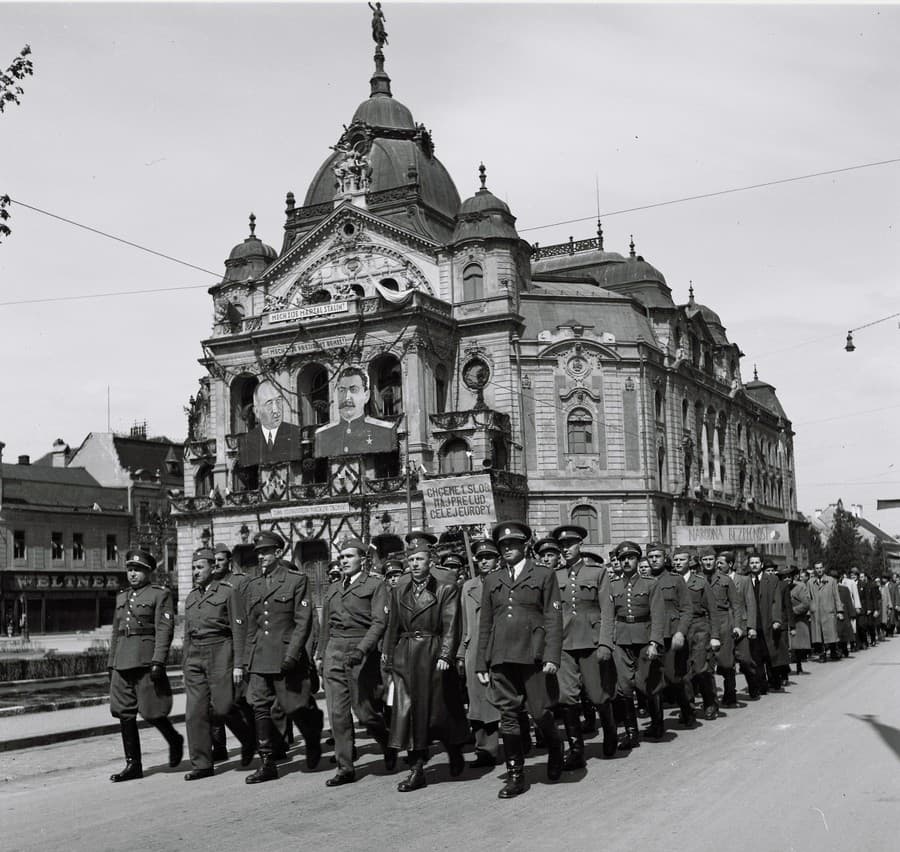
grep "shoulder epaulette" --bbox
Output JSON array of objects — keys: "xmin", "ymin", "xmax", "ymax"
[
  {"xmin": 288, "ymin": 568, "xmax": 302, "ymax": 575},
  {"xmin": 151, "ymin": 584, "xmax": 167, "ymax": 590},
  {"xmin": 220, "ymin": 580, "xmax": 234, "ymax": 588}
]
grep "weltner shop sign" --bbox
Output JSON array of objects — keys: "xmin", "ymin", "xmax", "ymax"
[
  {"xmin": 3, "ymin": 572, "xmax": 125, "ymax": 592},
  {"xmin": 421, "ymin": 474, "xmax": 496, "ymax": 532},
  {"xmin": 673, "ymin": 523, "xmax": 790, "ymax": 547}
]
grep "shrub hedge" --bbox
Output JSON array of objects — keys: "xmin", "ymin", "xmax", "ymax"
[{"xmin": 0, "ymin": 644, "xmax": 184, "ymax": 682}]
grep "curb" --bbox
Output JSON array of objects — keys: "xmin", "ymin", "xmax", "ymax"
[{"xmin": 0, "ymin": 687, "xmax": 187, "ymax": 718}]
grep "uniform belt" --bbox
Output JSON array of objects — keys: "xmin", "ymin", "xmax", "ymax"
[
  {"xmin": 119, "ymin": 627, "xmax": 155, "ymax": 636},
  {"xmin": 616, "ymin": 615, "xmax": 649, "ymax": 624},
  {"xmin": 188, "ymin": 631, "xmax": 231, "ymax": 642},
  {"xmin": 717, "ymin": 605, "xmax": 731, "ymax": 610},
  {"xmin": 329, "ymin": 630, "xmax": 367, "ymax": 639},
  {"xmin": 399, "ymin": 630, "xmax": 438, "ymax": 639}
]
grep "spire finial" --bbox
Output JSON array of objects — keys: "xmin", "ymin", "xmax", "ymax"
[
  {"xmin": 369, "ymin": 2, "xmax": 392, "ymax": 97},
  {"xmin": 596, "ymin": 218, "xmax": 604, "ymax": 251},
  {"xmin": 688, "ymin": 281, "xmax": 695, "ymax": 305},
  {"xmin": 478, "ymin": 162, "xmax": 487, "ymax": 190},
  {"xmin": 753, "ymin": 364, "xmax": 758, "ymax": 381},
  {"xmin": 248, "ymin": 213, "xmax": 256, "ymax": 237},
  {"xmin": 629, "ymin": 235, "xmax": 636, "ymax": 258}
]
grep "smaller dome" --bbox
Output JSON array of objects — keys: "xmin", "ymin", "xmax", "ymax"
[
  {"xmin": 227, "ymin": 214, "xmax": 276, "ymax": 262},
  {"xmin": 351, "ymin": 94, "xmax": 415, "ymax": 130},
  {"xmin": 696, "ymin": 303, "xmax": 723, "ymax": 328},
  {"xmin": 451, "ymin": 166, "xmax": 520, "ymax": 243},
  {"xmin": 595, "ymin": 256, "xmax": 667, "ymax": 288},
  {"xmin": 458, "ymin": 187, "xmax": 511, "ymax": 218}
]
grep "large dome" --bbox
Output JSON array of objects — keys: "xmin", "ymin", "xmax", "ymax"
[{"xmin": 351, "ymin": 93, "xmax": 415, "ymax": 130}]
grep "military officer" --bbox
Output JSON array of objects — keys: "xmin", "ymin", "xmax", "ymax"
[
  {"xmin": 645, "ymin": 541, "xmax": 692, "ymax": 732},
  {"xmin": 317, "ymin": 536, "xmax": 394, "ymax": 787},
  {"xmin": 608, "ymin": 541, "xmax": 664, "ymax": 750},
  {"xmin": 475, "ymin": 521, "xmax": 564, "ymax": 799},
  {"xmin": 108, "ymin": 548, "xmax": 183, "ymax": 782},
  {"xmin": 244, "ymin": 530, "xmax": 323, "ymax": 784},
  {"xmin": 535, "ymin": 537, "xmax": 563, "ymax": 571},
  {"xmin": 472, "ymin": 538, "xmax": 502, "ymax": 576},
  {"xmin": 700, "ymin": 547, "xmax": 745, "ymax": 708},
  {"xmin": 383, "ymin": 554, "xmax": 406, "ymax": 588},
  {"xmin": 182, "ymin": 548, "xmax": 255, "ymax": 780},
  {"xmin": 551, "ymin": 524, "xmax": 617, "ymax": 764}
]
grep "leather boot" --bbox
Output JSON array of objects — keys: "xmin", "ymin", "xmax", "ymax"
[
  {"xmin": 224, "ymin": 709, "xmax": 256, "ymax": 767},
  {"xmin": 498, "ymin": 734, "xmax": 526, "ymax": 799},
  {"xmin": 645, "ymin": 694, "xmax": 665, "ymax": 739},
  {"xmin": 562, "ymin": 705, "xmax": 586, "ymax": 770},
  {"xmin": 721, "ymin": 669, "xmax": 738, "ymax": 707},
  {"xmin": 397, "ymin": 753, "xmax": 427, "ymax": 792},
  {"xmin": 296, "ymin": 705, "xmax": 323, "ymax": 769},
  {"xmin": 518, "ymin": 713, "xmax": 533, "ymax": 756},
  {"xmin": 151, "ymin": 717, "xmax": 184, "ymax": 768},
  {"xmin": 676, "ymin": 687, "xmax": 697, "ymax": 727},
  {"xmin": 617, "ymin": 697, "xmax": 640, "ymax": 750},
  {"xmin": 537, "ymin": 712, "xmax": 564, "ymax": 780},
  {"xmin": 698, "ymin": 673, "xmax": 719, "ymax": 720},
  {"xmin": 246, "ymin": 713, "xmax": 279, "ymax": 783},
  {"xmin": 580, "ymin": 697, "xmax": 597, "ymax": 735},
  {"xmin": 598, "ymin": 702, "xmax": 618, "ymax": 758},
  {"xmin": 110, "ymin": 718, "xmax": 143, "ymax": 782},
  {"xmin": 447, "ymin": 744, "xmax": 465, "ymax": 777},
  {"xmin": 245, "ymin": 755, "xmax": 278, "ymax": 784},
  {"xmin": 210, "ymin": 722, "xmax": 228, "ymax": 762}
]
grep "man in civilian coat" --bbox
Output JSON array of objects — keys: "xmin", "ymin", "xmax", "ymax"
[
  {"xmin": 476, "ymin": 521, "xmax": 564, "ymax": 799},
  {"xmin": 550, "ymin": 524, "xmax": 617, "ymax": 764},
  {"xmin": 789, "ymin": 568, "xmax": 813, "ymax": 674},
  {"xmin": 833, "ymin": 569, "xmax": 856, "ymax": 657},
  {"xmin": 724, "ymin": 551, "xmax": 760, "ymax": 699},
  {"xmin": 700, "ymin": 547, "xmax": 744, "ymax": 708},
  {"xmin": 108, "ymin": 548, "xmax": 184, "ymax": 782},
  {"xmin": 807, "ymin": 561, "xmax": 844, "ymax": 662},
  {"xmin": 244, "ymin": 530, "xmax": 323, "ymax": 784},
  {"xmin": 746, "ymin": 551, "xmax": 784, "ymax": 694}
]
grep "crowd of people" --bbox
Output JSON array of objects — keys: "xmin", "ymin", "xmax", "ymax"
[{"xmin": 105, "ymin": 523, "xmax": 898, "ymax": 797}]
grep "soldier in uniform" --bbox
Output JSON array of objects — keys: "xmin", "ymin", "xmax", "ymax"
[
  {"xmin": 317, "ymin": 536, "xmax": 394, "ymax": 787},
  {"xmin": 108, "ymin": 548, "xmax": 183, "ymax": 782},
  {"xmin": 384, "ymin": 554, "xmax": 406, "ymax": 588},
  {"xmin": 699, "ymin": 546, "xmax": 745, "ymax": 709},
  {"xmin": 476, "ymin": 521, "xmax": 564, "ymax": 799},
  {"xmin": 608, "ymin": 541, "xmax": 664, "ymax": 750},
  {"xmin": 645, "ymin": 541, "xmax": 692, "ymax": 731},
  {"xmin": 243, "ymin": 531, "xmax": 323, "ymax": 784},
  {"xmin": 550, "ymin": 524, "xmax": 617, "ymax": 763},
  {"xmin": 182, "ymin": 548, "xmax": 255, "ymax": 779}
]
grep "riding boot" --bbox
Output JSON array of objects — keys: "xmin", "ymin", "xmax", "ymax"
[
  {"xmin": 561, "ymin": 705, "xmax": 586, "ymax": 770},
  {"xmin": 617, "ymin": 696, "xmax": 640, "ymax": 750},
  {"xmin": 698, "ymin": 673, "xmax": 719, "ymax": 720},
  {"xmin": 536, "ymin": 711, "xmax": 563, "ymax": 780},
  {"xmin": 150, "ymin": 717, "xmax": 184, "ymax": 767},
  {"xmin": 598, "ymin": 701, "xmax": 618, "ymax": 757},
  {"xmin": 518, "ymin": 712, "xmax": 533, "ymax": 756},
  {"xmin": 580, "ymin": 696, "xmax": 597, "ymax": 735},
  {"xmin": 210, "ymin": 722, "xmax": 228, "ymax": 762},
  {"xmin": 110, "ymin": 718, "xmax": 143, "ymax": 782},
  {"xmin": 224, "ymin": 708, "xmax": 256, "ymax": 767},
  {"xmin": 645, "ymin": 694, "xmax": 665, "ymax": 739},
  {"xmin": 246, "ymin": 713, "xmax": 278, "ymax": 783},
  {"xmin": 721, "ymin": 669, "xmax": 738, "ymax": 706},
  {"xmin": 676, "ymin": 686, "xmax": 696, "ymax": 728},
  {"xmin": 498, "ymin": 734, "xmax": 526, "ymax": 799},
  {"xmin": 295, "ymin": 704, "xmax": 323, "ymax": 769}
]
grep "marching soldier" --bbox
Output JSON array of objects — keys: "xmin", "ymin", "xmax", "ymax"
[
  {"xmin": 475, "ymin": 521, "xmax": 564, "ymax": 798},
  {"xmin": 609, "ymin": 541, "xmax": 664, "ymax": 750},
  {"xmin": 244, "ymin": 531, "xmax": 323, "ymax": 784},
  {"xmin": 699, "ymin": 547, "xmax": 745, "ymax": 708},
  {"xmin": 182, "ymin": 548, "xmax": 255, "ymax": 779},
  {"xmin": 550, "ymin": 524, "xmax": 617, "ymax": 763},
  {"xmin": 317, "ymin": 536, "xmax": 394, "ymax": 787},
  {"xmin": 108, "ymin": 548, "xmax": 183, "ymax": 782}
]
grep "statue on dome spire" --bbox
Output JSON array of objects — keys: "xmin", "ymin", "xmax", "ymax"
[{"xmin": 369, "ymin": 2, "xmax": 388, "ymax": 48}]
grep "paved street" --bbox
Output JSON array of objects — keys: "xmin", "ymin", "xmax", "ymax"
[{"xmin": 2, "ymin": 641, "xmax": 898, "ymax": 852}]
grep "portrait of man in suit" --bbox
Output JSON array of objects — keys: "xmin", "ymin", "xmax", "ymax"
[
  {"xmin": 237, "ymin": 379, "xmax": 304, "ymax": 470},
  {"xmin": 314, "ymin": 366, "xmax": 397, "ymax": 458}
]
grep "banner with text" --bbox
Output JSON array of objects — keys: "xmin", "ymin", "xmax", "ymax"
[
  {"xmin": 673, "ymin": 523, "xmax": 790, "ymax": 547},
  {"xmin": 421, "ymin": 474, "xmax": 496, "ymax": 532}
]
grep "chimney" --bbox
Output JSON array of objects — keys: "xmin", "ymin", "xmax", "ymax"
[
  {"xmin": 18, "ymin": 454, "xmax": 30, "ymax": 465},
  {"xmin": 51, "ymin": 438, "xmax": 69, "ymax": 468}
]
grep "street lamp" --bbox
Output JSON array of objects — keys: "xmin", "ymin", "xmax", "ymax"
[{"xmin": 844, "ymin": 331, "xmax": 855, "ymax": 352}]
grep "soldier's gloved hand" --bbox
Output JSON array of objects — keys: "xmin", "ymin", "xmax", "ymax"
[
  {"xmin": 345, "ymin": 648, "xmax": 365, "ymax": 667},
  {"xmin": 597, "ymin": 646, "xmax": 612, "ymax": 662},
  {"xmin": 748, "ymin": 628, "xmax": 758, "ymax": 639},
  {"xmin": 710, "ymin": 638, "xmax": 721, "ymax": 651},
  {"xmin": 671, "ymin": 631, "xmax": 685, "ymax": 651},
  {"xmin": 149, "ymin": 663, "xmax": 166, "ymax": 684},
  {"xmin": 280, "ymin": 656, "xmax": 299, "ymax": 674},
  {"xmin": 476, "ymin": 671, "xmax": 490, "ymax": 686},
  {"xmin": 732, "ymin": 627, "xmax": 743, "ymax": 640}
]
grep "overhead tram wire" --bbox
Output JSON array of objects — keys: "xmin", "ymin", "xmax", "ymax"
[{"xmin": 0, "ymin": 281, "xmax": 213, "ymax": 307}]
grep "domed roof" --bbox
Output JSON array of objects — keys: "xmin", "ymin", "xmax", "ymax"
[
  {"xmin": 594, "ymin": 255, "xmax": 667, "ymax": 288},
  {"xmin": 228, "ymin": 235, "xmax": 277, "ymax": 263},
  {"xmin": 220, "ymin": 214, "xmax": 276, "ymax": 285},
  {"xmin": 452, "ymin": 168, "xmax": 519, "ymax": 243},
  {"xmin": 696, "ymin": 303, "xmax": 723, "ymax": 327},
  {"xmin": 351, "ymin": 94, "xmax": 415, "ymax": 130}
]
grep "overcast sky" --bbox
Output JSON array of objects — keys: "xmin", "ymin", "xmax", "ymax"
[{"xmin": 2, "ymin": 2, "xmax": 898, "ymax": 530}]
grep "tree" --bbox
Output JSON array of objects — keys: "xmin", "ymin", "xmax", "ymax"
[
  {"xmin": 807, "ymin": 524, "xmax": 825, "ymax": 568},
  {"xmin": 1, "ymin": 45, "xmax": 34, "ymax": 244},
  {"xmin": 869, "ymin": 538, "xmax": 886, "ymax": 578},
  {"xmin": 824, "ymin": 500, "xmax": 861, "ymax": 575}
]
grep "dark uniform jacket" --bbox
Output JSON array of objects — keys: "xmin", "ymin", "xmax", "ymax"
[
  {"xmin": 554, "ymin": 559, "xmax": 614, "ymax": 651},
  {"xmin": 706, "ymin": 571, "xmax": 744, "ymax": 633},
  {"xmin": 653, "ymin": 571, "xmax": 691, "ymax": 639},
  {"xmin": 731, "ymin": 572, "xmax": 758, "ymax": 632},
  {"xmin": 683, "ymin": 572, "xmax": 722, "ymax": 640},
  {"xmin": 108, "ymin": 583, "xmax": 174, "ymax": 670},
  {"xmin": 319, "ymin": 571, "xmax": 389, "ymax": 656},
  {"xmin": 244, "ymin": 561, "xmax": 313, "ymax": 674},
  {"xmin": 476, "ymin": 559, "xmax": 563, "ymax": 671},
  {"xmin": 609, "ymin": 574, "xmax": 665, "ymax": 647},
  {"xmin": 314, "ymin": 415, "xmax": 396, "ymax": 458},
  {"xmin": 183, "ymin": 580, "xmax": 246, "ymax": 667}
]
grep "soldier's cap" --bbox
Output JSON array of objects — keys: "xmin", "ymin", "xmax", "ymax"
[
  {"xmin": 405, "ymin": 528, "xmax": 438, "ymax": 555},
  {"xmin": 615, "ymin": 540, "xmax": 642, "ymax": 559},
  {"xmin": 580, "ymin": 550, "xmax": 605, "ymax": 566},
  {"xmin": 213, "ymin": 542, "xmax": 231, "ymax": 557},
  {"xmin": 327, "ymin": 565, "xmax": 342, "ymax": 580},
  {"xmin": 671, "ymin": 544, "xmax": 693, "ymax": 557},
  {"xmin": 253, "ymin": 530, "xmax": 285, "ymax": 551},
  {"xmin": 608, "ymin": 550, "xmax": 618, "ymax": 560},
  {"xmin": 338, "ymin": 537, "xmax": 368, "ymax": 554},
  {"xmin": 645, "ymin": 541, "xmax": 667, "ymax": 555},
  {"xmin": 125, "ymin": 548, "xmax": 157, "ymax": 572},
  {"xmin": 442, "ymin": 553, "xmax": 465, "ymax": 570},
  {"xmin": 491, "ymin": 520, "xmax": 532, "ymax": 544},
  {"xmin": 763, "ymin": 558, "xmax": 778, "ymax": 570},
  {"xmin": 718, "ymin": 550, "xmax": 735, "ymax": 563},
  {"xmin": 534, "ymin": 536, "xmax": 562, "ymax": 555},
  {"xmin": 192, "ymin": 547, "xmax": 216, "ymax": 563},
  {"xmin": 472, "ymin": 539, "xmax": 500, "ymax": 559},
  {"xmin": 550, "ymin": 524, "xmax": 587, "ymax": 543},
  {"xmin": 383, "ymin": 553, "xmax": 406, "ymax": 575},
  {"xmin": 699, "ymin": 546, "xmax": 717, "ymax": 558}
]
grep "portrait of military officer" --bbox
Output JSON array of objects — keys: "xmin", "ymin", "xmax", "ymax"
[
  {"xmin": 237, "ymin": 379, "xmax": 304, "ymax": 470},
  {"xmin": 314, "ymin": 366, "xmax": 398, "ymax": 458}
]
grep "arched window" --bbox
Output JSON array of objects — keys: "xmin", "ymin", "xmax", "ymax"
[
  {"xmin": 434, "ymin": 364, "xmax": 448, "ymax": 414},
  {"xmin": 701, "ymin": 513, "xmax": 711, "ymax": 526},
  {"xmin": 369, "ymin": 354, "xmax": 403, "ymax": 417},
  {"xmin": 491, "ymin": 436, "xmax": 508, "ymax": 471},
  {"xmin": 657, "ymin": 445, "xmax": 666, "ymax": 489},
  {"xmin": 440, "ymin": 438, "xmax": 470, "ymax": 474},
  {"xmin": 571, "ymin": 505, "xmax": 599, "ymax": 544},
  {"xmin": 297, "ymin": 363, "xmax": 330, "ymax": 427},
  {"xmin": 655, "ymin": 390, "xmax": 664, "ymax": 422},
  {"xmin": 230, "ymin": 375, "xmax": 259, "ymax": 435},
  {"xmin": 195, "ymin": 464, "xmax": 214, "ymax": 497},
  {"xmin": 567, "ymin": 408, "xmax": 593, "ymax": 454},
  {"xmin": 686, "ymin": 511, "xmax": 695, "ymax": 526},
  {"xmin": 462, "ymin": 263, "xmax": 484, "ymax": 302}
]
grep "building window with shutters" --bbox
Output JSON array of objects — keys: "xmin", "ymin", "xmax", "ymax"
[
  {"xmin": 51, "ymin": 532, "xmax": 64, "ymax": 561},
  {"xmin": 72, "ymin": 533, "xmax": 85, "ymax": 562},
  {"xmin": 571, "ymin": 505, "xmax": 599, "ymax": 544},
  {"xmin": 440, "ymin": 438, "xmax": 470, "ymax": 474},
  {"xmin": 462, "ymin": 263, "xmax": 484, "ymax": 301},
  {"xmin": 567, "ymin": 408, "xmax": 593, "ymax": 454},
  {"xmin": 13, "ymin": 530, "xmax": 26, "ymax": 560},
  {"xmin": 106, "ymin": 535, "xmax": 118, "ymax": 563}
]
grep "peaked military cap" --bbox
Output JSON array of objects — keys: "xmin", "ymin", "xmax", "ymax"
[
  {"xmin": 615, "ymin": 540, "xmax": 642, "ymax": 559},
  {"xmin": 213, "ymin": 542, "xmax": 231, "ymax": 557},
  {"xmin": 442, "ymin": 553, "xmax": 465, "ymax": 570},
  {"xmin": 492, "ymin": 520, "xmax": 532, "ymax": 544},
  {"xmin": 338, "ymin": 537, "xmax": 368, "ymax": 554},
  {"xmin": 253, "ymin": 530, "xmax": 285, "ymax": 551},
  {"xmin": 125, "ymin": 548, "xmax": 157, "ymax": 572},
  {"xmin": 534, "ymin": 537, "xmax": 562, "ymax": 555},
  {"xmin": 383, "ymin": 553, "xmax": 406, "ymax": 576},
  {"xmin": 551, "ymin": 524, "xmax": 588, "ymax": 543},
  {"xmin": 472, "ymin": 539, "xmax": 500, "ymax": 559},
  {"xmin": 192, "ymin": 547, "xmax": 216, "ymax": 563},
  {"xmin": 405, "ymin": 529, "xmax": 438, "ymax": 554},
  {"xmin": 580, "ymin": 550, "xmax": 605, "ymax": 566}
]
